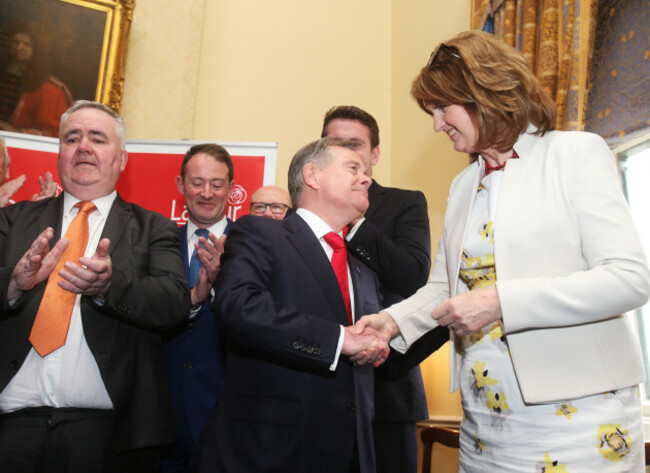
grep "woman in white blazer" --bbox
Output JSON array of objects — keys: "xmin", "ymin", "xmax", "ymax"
[{"xmin": 358, "ymin": 31, "xmax": 650, "ymax": 472}]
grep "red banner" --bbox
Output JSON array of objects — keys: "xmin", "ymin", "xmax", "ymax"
[{"xmin": 1, "ymin": 132, "xmax": 277, "ymax": 224}]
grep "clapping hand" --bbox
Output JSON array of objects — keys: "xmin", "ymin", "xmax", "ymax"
[
  {"xmin": 0, "ymin": 175, "xmax": 26, "ymax": 207},
  {"xmin": 191, "ymin": 233, "xmax": 226, "ymax": 305}
]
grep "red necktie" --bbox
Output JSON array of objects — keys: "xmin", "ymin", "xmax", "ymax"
[
  {"xmin": 29, "ymin": 201, "xmax": 96, "ymax": 356},
  {"xmin": 324, "ymin": 232, "xmax": 352, "ymax": 325}
]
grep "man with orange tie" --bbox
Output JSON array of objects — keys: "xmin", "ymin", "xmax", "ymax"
[
  {"xmin": 192, "ymin": 137, "xmax": 388, "ymax": 473},
  {"xmin": 0, "ymin": 100, "xmax": 190, "ymax": 472}
]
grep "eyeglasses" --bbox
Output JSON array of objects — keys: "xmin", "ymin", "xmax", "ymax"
[
  {"xmin": 426, "ymin": 43, "xmax": 463, "ymax": 68},
  {"xmin": 250, "ymin": 202, "xmax": 291, "ymax": 214}
]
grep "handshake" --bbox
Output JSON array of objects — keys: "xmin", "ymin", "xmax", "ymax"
[{"xmin": 341, "ymin": 312, "xmax": 401, "ymax": 367}]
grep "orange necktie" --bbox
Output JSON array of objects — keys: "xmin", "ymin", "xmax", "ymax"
[
  {"xmin": 29, "ymin": 201, "xmax": 97, "ymax": 356},
  {"xmin": 324, "ymin": 232, "xmax": 352, "ymax": 325}
]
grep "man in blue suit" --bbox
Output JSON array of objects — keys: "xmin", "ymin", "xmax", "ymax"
[
  {"xmin": 192, "ymin": 137, "xmax": 390, "ymax": 473},
  {"xmin": 160, "ymin": 143, "xmax": 234, "ymax": 473}
]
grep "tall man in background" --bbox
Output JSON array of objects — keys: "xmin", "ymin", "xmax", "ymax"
[
  {"xmin": 323, "ymin": 105, "xmax": 448, "ymax": 473},
  {"xmin": 161, "ymin": 143, "xmax": 233, "ymax": 472},
  {"xmin": 0, "ymin": 100, "xmax": 190, "ymax": 472}
]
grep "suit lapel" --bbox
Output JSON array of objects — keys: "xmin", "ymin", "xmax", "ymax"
[
  {"xmin": 446, "ymin": 163, "xmax": 482, "ymax": 297},
  {"xmin": 347, "ymin": 255, "xmax": 367, "ymax": 321},
  {"xmin": 100, "ymin": 194, "xmax": 132, "ymax": 257},
  {"xmin": 284, "ymin": 214, "xmax": 350, "ymax": 326},
  {"xmin": 38, "ymin": 196, "xmax": 64, "ymax": 248},
  {"xmin": 178, "ymin": 224, "xmax": 190, "ymax": 278},
  {"xmin": 364, "ymin": 180, "xmax": 385, "ymax": 220}
]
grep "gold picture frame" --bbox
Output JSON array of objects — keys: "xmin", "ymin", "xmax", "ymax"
[{"xmin": 0, "ymin": 0, "xmax": 134, "ymax": 115}]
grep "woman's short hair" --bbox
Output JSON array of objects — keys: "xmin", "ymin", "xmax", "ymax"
[{"xmin": 411, "ymin": 30, "xmax": 557, "ymax": 153}]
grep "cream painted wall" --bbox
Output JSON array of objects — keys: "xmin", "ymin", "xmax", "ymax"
[
  {"xmin": 121, "ymin": 0, "xmax": 205, "ymax": 140},
  {"xmin": 120, "ymin": 0, "xmax": 472, "ymax": 420},
  {"xmin": 193, "ymin": 0, "xmax": 393, "ymax": 188},
  {"xmin": 391, "ymin": 1, "xmax": 472, "ymax": 419}
]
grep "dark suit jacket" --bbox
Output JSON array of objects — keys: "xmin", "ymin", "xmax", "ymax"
[
  {"xmin": 196, "ymin": 213, "xmax": 382, "ymax": 473},
  {"xmin": 0, "ymin": 194, "xmax": 190, "ymax": 452},
  {"xmin": 348, "ymin": 180, "xmax": 448, "ymax": 423},
  {"xmin": 163, "ymin": 220, "xmax": 231, "ymax": 443}
]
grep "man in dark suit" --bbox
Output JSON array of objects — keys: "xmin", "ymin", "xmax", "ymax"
[
  {"xmin": 323, "ymin": 105, "xmax": 448, "ymax": 473},
  {"xmin": 161, "ymin": 143, "xmax": 233, "ymax": 472},
  {"xmin": 0, "ymin": 100, "xmax": 190, "ymax": 472},
  {"xmin": 193, "ymin": 137, "xmax": 389, "ymax": 473}
]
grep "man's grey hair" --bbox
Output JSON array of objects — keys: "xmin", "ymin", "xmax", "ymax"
[
  {"xmin": 0, "ymin": 137, "xmax": 9, "ymax": 167},
  {"xmin": 60, "ymin": 100, "xmax": 127, "ymax": 150},
  {"xmin": 287, "ymin": 136, "xmax": 364, "ymax": 208}
]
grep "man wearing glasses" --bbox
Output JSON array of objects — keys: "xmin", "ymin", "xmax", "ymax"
[{"xmin": 249, "ymin": 185, "xmax": 292, "ymax": 220}]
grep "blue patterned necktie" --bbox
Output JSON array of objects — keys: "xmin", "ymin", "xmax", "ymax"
[{"xmin": 189, "ymin": 228, "xmax": 210, "ymax": 287}]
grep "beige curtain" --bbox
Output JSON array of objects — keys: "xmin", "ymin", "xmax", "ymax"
[{"xmin": 470, "ymin": 0, "xmax": 599, "ymax": 130}]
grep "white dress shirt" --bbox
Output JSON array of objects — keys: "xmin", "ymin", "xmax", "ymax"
[{"xmin": 295, "ymin": 208, "xmax": 356, "ymax": 370}]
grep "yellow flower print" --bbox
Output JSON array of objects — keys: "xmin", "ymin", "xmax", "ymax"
[
  {"xmin": 473, "ymin": 360, "xmax": 498, "ymax": 390},
  {"xmin": 461, "ymin": 251, "xmax": 482, "ymax": 268},
  {"xmin": 486, "ymin": 389, "xmax": 510, "ymax": 429},
  {"xmin": 540, "ymin": 452, "xmax": 568, "ymax": 472},
  {"xmin": 555, "ymin": 402, "xmax": 577, "ymax": 420},
  {"xmin": 597, "ymin": 424, "xmax": 631, "ymax": 462},
  {"xmin": 473, "ymin": 432, "xmax": 485, "ymax": 454},
  {"xmin": 480, "ymin": 221, "xmax": 494, "ymax": 243},
  {"xmin": 485, "ymin": 390, "xmax": 508, "ymax": 414},
  {"xmin": 487, "ymin": 322, "xmax": 503, "ymax": 341}
]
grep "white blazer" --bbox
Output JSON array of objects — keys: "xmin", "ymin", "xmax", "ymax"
[{"xmin": 387, "ymin": 126, "xmax": 650, "ymax": 403}]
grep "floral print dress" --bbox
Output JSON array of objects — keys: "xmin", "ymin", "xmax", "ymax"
[{"xmin": 456, "ymin": 169, "xmax": 644, "ymax": 473}]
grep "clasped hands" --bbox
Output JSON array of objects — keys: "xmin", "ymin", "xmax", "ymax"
[
  {"xmin": 8, "ymin": 227, "xmax": 112, "ymax": 301},
  {"xmin": 342, "ymin": 311, "xmax": 399, "ymax": 368},
  {"xmin": 342, "ymin": 287, "xmax": 503, "ymax": 367}
]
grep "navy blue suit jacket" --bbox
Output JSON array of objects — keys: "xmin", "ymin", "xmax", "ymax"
[
  {"xmin": 194, "ymin": 213, "xmax": 382, "ymax": 473},
  {"xmin": 348, "ymin": 181, "xmax": 448, "ymax": 423},
  {"xmin": 163, "ymin": 219, "xmax": 231, "ymax": 443}
]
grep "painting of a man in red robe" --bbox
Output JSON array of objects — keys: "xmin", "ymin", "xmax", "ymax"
[{"xmin": 0, "ymin": 23, "xmax": 73, "ymax": 137}]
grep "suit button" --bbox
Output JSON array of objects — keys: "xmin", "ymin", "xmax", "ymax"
[
  {"xmin": 314, "ymin": 348, "xmax": 321, "ymax": 356},
  {"xmin": 347, "ymin": 402, "xmax": 356, "ymax": 412},
  {"xmin": 183, "ymin": 363, "xmax": 192, "ymax": 370},
  {"xmin": 306, "ymin": 346, "xmax": 314, "ymax": 354},
  {"xmin": 292, "ymin": 341, "xmax": 300, "ymax": 350},
  {"xmin": 10, "ymin": 359, "xmax": 19, "ymax": 369}
]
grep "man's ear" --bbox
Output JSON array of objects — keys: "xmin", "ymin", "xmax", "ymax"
[
  {"xmin": 370, "ymin": 145, "xmax": 380, "ymax": 167},
  {"xmin": 303, "ymin": 163, "xmax": 320, "ymax": 190},
  {"xmin": 175, "ymin": 175, "xmax": 184, "ymax": 195}
]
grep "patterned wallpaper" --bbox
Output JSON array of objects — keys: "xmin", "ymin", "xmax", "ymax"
[{"xmin": 585, "ymin": 0, "xmax": 649, "ymax": 147}]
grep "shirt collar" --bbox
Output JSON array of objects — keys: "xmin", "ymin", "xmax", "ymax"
[
  {"xmin": 295, "ymin": 208, "xmax": 340, "ymax": 240},
  {"xmin": 187, "ymin": 215, "xmax": 229, "ymax": 238},
  {"xmin": 62, "ymin": 191, "xmax": 117, "ymax": 219}
]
